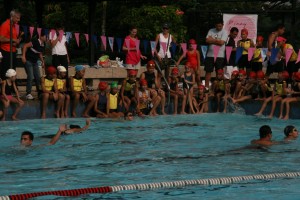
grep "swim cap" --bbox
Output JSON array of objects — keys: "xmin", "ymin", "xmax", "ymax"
[
  {"xmin": 241, "ymin": 28, "xmax": 248, "ymax": 36},
  {"xmin": 139, "ymin": 79, "xmax": 148, "ymax": 86},
  {"xmin": 232, "ymin": 70, "xmax": 239, "ymax": 76},
  {"xmin": 284, "ymin": 125, "xmax": 295, "ymax": 137},
  {"xmin": 185, "ymin": 62, "xmax": 192, "ymax": 68},
  {"xmin": 75, "ymin": 65, "xmax": 84, "ymax": 72},
  {"xmin": 294, "ymin": 72, "xmax": 300, "ymax": 81},
  {"xmin": 277, "ymin": 36, "xmax": 287, "ymax": 43},
  {"xmin": 46, "ymin": 66, "xmax": 57, "ymax": 75},
  {"xmin": 98, "ymin": 82, "xmax": 108, "ymax": 90},
  {"xmin": 282, "ymin": 71, "xmax": 289, "ymax": 80},
  {"xmin": 110, "ymin": 81, "xmax": 118, "ymax": 89},
  {"xmin": 249, "ymin": 71, "xmax": 257, "ymax": 79},
  {"xmin": 188, "ymin": 39, "xmax": 197, "ymax": 44},
  {"xmin": 256, "ymin": 70, "xmax": 265, "ymax": 79},
  {"xmin": 257, "ymin": 36, "xmax": 264, "ymax": 42},
  {"xmin": 147, "ymin": 60, "xmax": 156, "ymax": 68},
  {"xmin": 128, "ymin": 69, "xmax": 137, "ymax": 76},
  {"xmin": 239, "ymin": 69, "xmax": 246, "ymax": 76},
  {"xmin": 198, "ymin": 85, "xmax": 205, "ymax": 90},
  {"xmin": 57, "ymin": 65, "xmax": 67, "ymax": 72},
  {"xmin": 171, "ymin": 67, "xmax": 179, "ymax": 75},
  {"xmin": 5, "ymin": 69, "xmax": 16, "ymax": 77},
  {"xmin": 217, "ymin": 68, "xmax": 224, "ymax": 74}
]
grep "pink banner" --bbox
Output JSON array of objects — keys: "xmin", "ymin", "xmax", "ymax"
[
  {"xmin": 150, "ymin": 41, "xmax": 157, "ymax": 57},
  {"xmin": 248, "ymin": 47, "xmax": 255, "ymax": 61},
  {"xmin": 37, "ymin": 28, "xmax": 42, "ymax": 38},
  {"xmin": 285, "ymin": 48, "xmax": 293, "ymax": 66},
  {"xmin": 225, "ymin": 46, "xmax": 233, "ymax": 64},
  {"xmin": 192, "ymin": 44, "xmax": 197, "ymax": 50},
  {"xmin": 50, "ymin": 29, "xmax": 56, "ymax": 39},
  {"xmin": 160, "ymin": 42, "xmax": 167, "ymax": 55},
  {"xmin": 101, "ymin": 35, "xmax": 107, "ymax": 50},
  {"xmin": 29, "ymin": 26, "xmax": 34, "ymax": 38},
  {"xmin": 58, "ymin": 30, "xmax": 64, "ymax": 41},
  {"xmin": 108, "ymin": 37, "xmax": 114, "ymax": 51},
  {"xmin": 213, "ymin": 46, "xmax": 221, "ymax": 63},
  {"xmin": 84, "ymin": 34, "xmax": 89, "ymax": 44},
  {"xmin": 74, "ymin": 33, "xmax": 80, "ymax": 47},
  {"xmin": 296, "ymin": 50, "xmax": 300, "ymax": 64},
  {"xmin": 180, "ymin": 43, "xmax": 187, "ymax": 56},
  {"xmin": 135, "ymin": 39, "xmax": 140, "ymax": 53},
  {"xmin": 15, "ymin": 24, "xmax": 20, "ymax": 36}
]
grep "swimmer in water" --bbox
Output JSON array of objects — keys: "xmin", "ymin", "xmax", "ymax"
[
  {"xmin": 251, "ymin": 125, "xmax": 278, "ymax": 147},
  {"xmin": 62, "ymin": 118, "xmax": 91, "ymax": 134},
  {"xmin": 283, "ymin": 125, "xmax": 298, "ymax": 141}
]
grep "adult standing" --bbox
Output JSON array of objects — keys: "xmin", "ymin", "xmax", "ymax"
[
  {"xmin": 0, "ymin": 10, "xmax": 21, "ymax": 79},
  {"xmin": 155, "ymin": 23, "xmax": 176, "ymax": 80},
  {"xmin": 122, "ymin": 26, "xmax": 147, "ymax": 70},
  {"xmin": 204, "ymin": 19, "xmax": 228, "ymax": 90},
  {"xmin": 22, "ymin": 30, "xmax": 47, "ymax": 100},
  {"xmin": 224, "ymin": 27, "xmax": 239, "ymax": 79}
]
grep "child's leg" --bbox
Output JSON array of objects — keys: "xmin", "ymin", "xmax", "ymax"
[
  {"xmin": 1, "ymin": 99, "xmax": 9, "ymax": 121},
  {"xmin": 56, "ymin": 93, "xmax": 65, "ymax": 118},
  {"xmin": 150, "ymin": 96, "xmax": 161, "ymax": 116},
  {"xmin": 180, "ymin": 89, "xmax": 188, "ymax": 114},
  {"xmin": 268, "ymin": 96, "xmax": 282, "ymax": 118},
  {"xmin": 71, "ymin": 93, "xmax": 80, "ymax": 117},
  {"xmin": 82, "ymin": 94, "xmax": 96, "ymax": 117},
  {"xmin": 216, "ymin": 93, "xmax": 222, "ymax": 112},
  {"xmin": 41, "ymin": 93, "xmax": 50, "ymax": 119},
  {"xmin": 173, "ymin": 94, "xmax": 178, "ymax": 114},
  {"xmin": 158, "ymin": 90, "xmax": 166, "ymax": 115},
  {"xmin": 188, "ymin": 89, "xmax": 196, "ymax": 114},
  {"xmin": 10, "ymin": 97, "xmax": 24, "ymax": 120},
  {"xmin": 64, "ymin": 94, "xmax": 70, "ymax": 118},
  {"xmin": 283, "ymin": 98, "xmax": 298, "ymax": 120},
  {"xmin": 279, "ymin": 98, "xmax": 288, "ymax": 119},
  {"xmin": 255, "ymin": 97, "xmax": 272, "ymax": 115}
]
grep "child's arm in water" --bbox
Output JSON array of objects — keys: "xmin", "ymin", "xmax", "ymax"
[{"xmin": 47, "ymin": 124, "xmax": 66, "ymax": 145}]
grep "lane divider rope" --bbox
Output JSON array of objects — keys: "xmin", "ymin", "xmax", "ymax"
[{"xmin": 1, "ymin": 171, "xmax": 300, "ymax": 200}]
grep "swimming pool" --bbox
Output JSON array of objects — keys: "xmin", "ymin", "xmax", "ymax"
[{"xmin": 0, "ymin": 114, "xmax": 300, "ymax": 199}]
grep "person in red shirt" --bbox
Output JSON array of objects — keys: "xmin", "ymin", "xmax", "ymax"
[{"xmin": 0, "ymin": 10, "xmax": 21, "ymax": 79}]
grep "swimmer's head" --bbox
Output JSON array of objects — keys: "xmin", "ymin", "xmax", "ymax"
[
  {"xmin": 259, "ymin": 125, "xmax": 272, "ymax": 139},
  {"xmin": 20, "ymin": 131, "xmax": 34, "ymax": 147},
  {"xmin": 70, "ymin": 125, "xmax": 81, "ymax": 129},
  {"xmin": 284, "ymin": 125, "xmax": 298, "ymax": 138}
]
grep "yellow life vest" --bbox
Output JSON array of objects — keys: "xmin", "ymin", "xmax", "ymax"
[
  {"xmin": 275, "ymin": 81, "xmax": 285, "ymax": 95},
  {"xmin": 73, "ymin": 78, "xmax": 83, "ymax": 92},
  {"xmin": 44, "ymin": 78, "xmax": 54, "ymax": 91},
  {"xmin": 138, "ymin": 90, "xmax": 150, "ymax": 109},
  {"xmin": 219, "ymin": 80, "xmax": 225, "ymax": 91},
  {"xmin": 240, "ymin": 40, "xmax": 251, "ymax": 55},
  {"xmin": 109, "ymin": 92, "xmax": 118, "ymax": 109},
  {"xmin": 253, "ymin": 48, "xmax": 262, "ymax": 62},
  {"xmin": 57, "ymin": 78, "xmax": 65, "ymax": 90}
]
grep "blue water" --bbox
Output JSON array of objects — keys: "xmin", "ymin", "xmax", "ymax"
[{"xmin": 0, "ymin": 114, "xmax": 300, "ymax": 199}]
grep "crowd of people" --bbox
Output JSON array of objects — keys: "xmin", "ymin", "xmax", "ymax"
[{"xmin": 0, "ymin": 10, "xmax": 299, "ymax": 121}]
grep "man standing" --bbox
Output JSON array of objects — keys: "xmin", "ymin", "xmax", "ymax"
[
  {"xmin": 224, "ymin": 27, "xmax": 239, "ymax": 79},
  {"xmin": 204, "ymin": 19, "xmax": 228, "ymax": 90},
  {"xmin": 0, "ymin": 10, "xmax": 21, "ymax": 79}
]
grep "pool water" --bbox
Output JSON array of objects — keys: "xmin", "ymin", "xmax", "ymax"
[{"xmin": 0, "ymin": 114, "xmax": 300, "ymax": 199}]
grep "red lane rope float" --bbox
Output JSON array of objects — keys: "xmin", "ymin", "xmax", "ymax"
[{"xmin": 8, "ymin": 186, "xmax": 112, "ymax": 200}]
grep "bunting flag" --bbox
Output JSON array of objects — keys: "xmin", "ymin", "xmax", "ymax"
[
  {"xmin": 66, "ymin": 32, "xmax": 72, "ymax": 43},
  {"xmin": 270, "ymin": 48, "xmax": 279, "ymax": 65},
  {"xmin": 15, "ymin": 24, "xmax": 20, "ymax": 36},
  {"xmin": 192, "ymin": 44, "xmax": 197, "ymax": 50},
  {"xmin": 125, "ymin": 39, "xmax": 130, "ymax": 50},
  {"xmin": 180, "ymin": 43, "xmax": 187, "ymax": 56},
  {"xmin": 213, "ymin": 45, "xmax": 221, "ymax": 63},
  {"xmin": 22, "ymin": 25, "xmax": 28, "ymax": 40},
  {"xmin": 50, "ymin": 29, "xmax": 56, "ymax": 39},
  {"xmin": 84, "ymin": 34, "xmax": 89, "ymax": 44},
  {"xmin": 143, "ymin": 40, "xmax": 148, "ymax": 54},
  {"xmin": 37, "ymin": 27, "xmax": 42, "ymax": 38},
  {"xmin": 160, "ymin": 42, "xmax": 167, "ymax": 55},
  {"xmin": 171, "ymin": 42, "xmax": 177, "ymax": 58},
  {"xmin": 261, "ymin": 48, "xmax": 268, "ymax": 61},
  {"xmin": 44, "ymin": 29, "xmax": 49, "ymax": 39},
  {"xmin": 285, "ymin": 48, "xmax": 293, "ymax": 66},
  {"xmin": 201, "ymin": 45, "xmax": 208, "ymax": 60},
  {"xmin": 135, "ymin": 39, "xmax": 140, "ymax": 54},
  {"xmin": 92, "ymin": 35, "xmax": 98, "ymax": 48},
  {"xmin": 235, "ymin": 47, "xmax": 243, "ymax": 64},
  {"xmin": 29, "ymin": 26, "xmax": 34, "ymax": 38},
  {"xmin": 58, "ymin": 30, "xmax": 64, "ymax": 42},
  {"xmin": 150, "ymin": 41, "xmax": 157, "ymax": 57},
  {"xmin": 248, "ymin": 47, "xmax": 255, "ymax": 61},
  {"xmin": 116, "ymin": 38, "xmax": 122, "ymax": 52},
  {"xmin": 225, "ymin": 46, "xmax": 233, "ymax": 64},
  {"xmin": 296, "ymin": 50, "xmax": 300, "ymax": 64},
  {"xmin": 108, "ymin": 37, "xmax": 114, "ymax": 51},
  {"xmin": 74, "ymin": 33, "xmax": 80, "ymax": 47},
  {"xmin": 101, "ymin": 35, "xmax": 107, "ymax": 50}
]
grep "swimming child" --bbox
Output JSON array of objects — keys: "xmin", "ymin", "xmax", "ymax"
[
  {"xmin": 62, "ymin": 118, "xmax": 91, "ymax": 134},
  {"xmin": 283, "ymin": 125, "xmax": 298, "ymax": 141},
  {"xmin": 1, "ymin": 69, "xmax": 24, "ymax": 120}
]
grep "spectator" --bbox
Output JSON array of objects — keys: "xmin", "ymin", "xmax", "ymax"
[{"xmin": 224, "ymin": 27, "xmax": 239, "ymax": 79}]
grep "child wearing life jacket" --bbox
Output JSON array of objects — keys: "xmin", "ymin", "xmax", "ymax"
[
  {"xmin": 107, "ymin": 81, "xmax": 124, "ymax": 118},
  {"xmin": 211, "ymin": 68, "xmax": 226, "ymax": 112},
  {"xmin": 69, "ymin": 65, "xmax": 95, "ymax": 117},
  {"xmin": 120, "ymin": 69, "xmax": 137, "ymax": 112},
  {"xmin": 251, "ymin": 36, "xmax": 264, "ymax": 72},
  {"xmin": 40, "ymin": 66, "xmax": 58, "ymax": 119},
  {"xmin": 1, "ymin": 69, "xmax": 24, "ymax": 120},
  {"xmin": 56, "ymin": 65, "xmax": 70, "ymax": 118}
]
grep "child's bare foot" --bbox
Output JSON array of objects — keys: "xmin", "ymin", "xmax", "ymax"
[
  {"xmin": 254, "ymin": 113, "xmax": 262, "ymax": 116},
  {"xmin": 71, "ymin": 112, "xmax": 77, "ymax": 118},
  {"xmin": 82, "ymin": 114, "xmax": 90, "ymax": 118},
  {"xmin": 180, "ymin": 111, "xmax": 187, "ymax": 115},
  {"xmin": 41, "ymin": 113, "xmax": 46, "ymax": 119},
  {"xmin": 55, "ymin": 111, "xmax": 60, "ymax": 118},
  {"xmin": 161, "ymin": 111, "xmax": 167, "ymax": 115},
  {"xmin": 283, "ymin": 116, "xmax": 289, "ymax": 120},
  {"xmin": 11, "ymin": 116, "xmax": 19, "ymax": 121}
]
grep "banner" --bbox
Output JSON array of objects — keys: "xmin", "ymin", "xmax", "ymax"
[
  {"xmin": 213, "ymin": 46, "xmax": 221, "ymax": 63},
  {"xmin": 285, "ymin": 48, "xmax": 293, "ymax": 66},
  {"xmin": 223, "ymin": 14, "xmax": 258, "ymax": 44},
  {"xmin": 116, "ymin": 38, "xmax": 122, "ymax": 52},
  {"xmin": 108, "ymin": 37, "xmax": 114, "ymax": 51},
  {"xmin": 296, "ymin": 50, "xmax": 300, "ymax": 64},
  {"xmin": 225, "ymin": 46, "xmax": 233, "ymax": 64},
  {"xmin": 235, "ymin": 47, "xmax": 243, "ymax": 64},
  {"xmin": 248, "ymin": 47, "xmax": 255, "ymax": 61},
  {"xmin": 150, "ymin": 41, "xmax": 157, "ymax": 57},
  {"xmin": 201, "ymin": 45, "xmax": 208, "ymax": 60},
  {"xmin": 101, "ymin": 35, "xmax": 107, "ymax": 50},
  {"xmin": 84, "ymin": 34, "xmax": 89, "ymax": 44},
  {"xmin": 74, "ymin": 33, "xmax": 80, "ymax": 47}
]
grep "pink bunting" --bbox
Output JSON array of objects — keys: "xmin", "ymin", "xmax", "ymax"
[
  {"xmin": 50, "ymin": 29, "xmax": 56, "ymax": 40},
  {"xmin": 15, "ymin": 24, "xmax": 20, "ymax": 36},
  {"xmin": 84, "ymin": 34, "xmax": 89, "ymax": 44},
  {"xmin": 225, "ymin": 46, "xmax": 233, "ymax": 64},
  {"xmin": 108, "ymin": 37, "xmax": 114, "ymax": 51},
  {"xmin": 296, "ymin": 50, "xmax": 300, "ymax": 64},
  {"xmin": 150, "ymin": 41, "xmax": 157, "ymax": 57},
  {"xmin": 74, "ymin": 33, "xmax": 80, "ymax": 47},
  {"xmin": 213, "ymin": 45, "xmax": 221, "ymax": 63},
  {"xmin": 192, "ymin": 44, "xmax": 197, "ymax": 50},
  {"xmin": 160, "ymin": 42, "xmax": 167, "ymax": 55},
  {"xmin": 58, "ymin": 30, "xmax": 64, "ymax": 42},
  {"xmin": 285, "ymin": 48, "xmax": 293, "ymax": 66},
  {"xmin": 247, "ymin": 47, "xmax": 255, "ymax": 61},
  {"xmin": 135, "ymin": 39, "xmax": 140, "ymax": 53},
  {"xmin": 29, "ymin": 26, "xmax": 34, "ymax": 38},
  {"xmin": 37, "ymin": 28, "xmax": 42, "ymax": 38},
  {"xmin": 101, "ymin": 35, "xmax": 107, "ymax": 50},
  {"xmin": 180, "ymin": 43, "xmax": 187, "ymax": 56}
]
